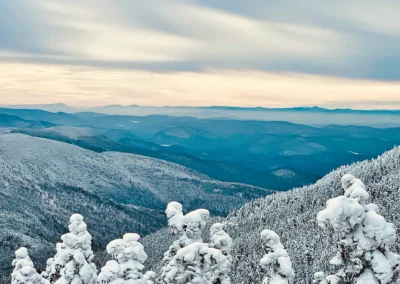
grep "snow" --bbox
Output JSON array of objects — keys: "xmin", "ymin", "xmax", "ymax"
[
  {"xmin": 260, "ymin": 230, "xmax": 295, "ymax": 284},
  {"xmin": 12, "ymin": 247, "xmax": 48, "ymax": 284},
  {"xmin": 46, "ymin": 214, "xmax": 97, "ymax": 284},
  {"xmin": 317, "ymin": 174, "xmax": 400, "ymax": 284},
  {"xmin": 42, "ymin": 126, "xmax": 96, "ymax": 139},
  {"xmin": 162, "ymin": 242, "xmax": 230, "ymax": 284},
  {"xmin": 210, "ymin": 223, "xmax": 232, "ymax": 255},
  {"xmin": 99, "ymin": 233, "xmax": 154, "ymax": 283},
  {"xmin": 272, "ymin": 169, "xmax": 296, "ymax": 178},
  {"xmin": 160, "ymin": 203, "xmax": 232, "ymax": 283},
  {"xmin": 165, "ymin": 202, "xmax": 184, "ymax": 236},
  {"xmin": 355, "ymin": 269, "xmax": 379, "ymax": 284},
  {"xmin": 317, "ymin": 196, "xmax": 365, "ymax": 232},
  {"xmin": 0, "ymin": 133, "xmax": 265, "ymax": 210}
]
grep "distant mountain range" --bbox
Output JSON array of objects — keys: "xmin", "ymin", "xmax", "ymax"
[
  {"xmin": 6, "ymin": 103, "xmax": 400, "ymax": 114},
  {"xmin": 2, "ymin": 107, "xmax": 400, "ymax": 190},
  {"xmin": 3, "ymin": 103, "xmax": 400, "ymax": 127}
]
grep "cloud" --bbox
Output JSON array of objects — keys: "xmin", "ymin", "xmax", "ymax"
[
  {"xmin": 1, "ymin": 0, "xmax": 400, "ymax": 108},
  {"xmin": 1, "ymin": 0, "xmax": 349, "ymax": 69},
  {"xmin": 1, "ymin": 62, "xmax": 400, "ymax": 109}
]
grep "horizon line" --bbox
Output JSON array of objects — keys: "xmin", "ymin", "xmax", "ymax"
[{"xmin": 3, "ymin": 103, "xmax": 400, "ymax": 113}]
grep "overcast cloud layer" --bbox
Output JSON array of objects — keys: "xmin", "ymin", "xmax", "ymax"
[{"xmin": 1, "ymin": 0, "xmax": 400, "ymax": 108}]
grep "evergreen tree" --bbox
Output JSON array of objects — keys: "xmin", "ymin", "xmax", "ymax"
[
  {"xmin": 160, "ymin": 204, "xmax": 210, "ymax": 281},
  {"xmin": 313, "ymin": 272, "xmax": 327, "ymax": 284},
  {"xmin": 12, "ymin": 247, "xmax": 48, "ymax": 284},
  {"xmin": 317, "ymin": 174, "xmax": 400, "ymax": 283},
  {"xmin": 99, "ymin": 233, "xmax": 154, "ymax": 284},
  {"xmin": 96, "ymin": 260, "xmax": 122, "ymax": 284},
  {"xmin": 259, "ymin": 230, "xmax": 295, "ymax": 284},
  {"xmin": 209, "ymin": 223, "xmax": 232, "ymax": 283},
  {"xmin": 47, "ymin": 214, "xmax": 97, "ymax": 284},
  {"xmin": 41, "ymin": 258, "xmax": 54, "ymax": 281},
  {"xmin": 165, "ymin": 202, "xmax": 184, "ymax": 237},
  {"xmin": 161, "ymin": 242, "xmax": 230, "ymax": 284}
]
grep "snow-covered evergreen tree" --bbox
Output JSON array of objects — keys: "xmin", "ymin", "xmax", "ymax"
[
  {"xmin": 12, "ymin": 247, "xmax": 34, "ymax": 284},
  {"xmin": 41, "ymin": 258, "xmax": 54, "ymax": 281},
  {"xmin": 143, "ymin": 271, "xmax": 156, "ymax": 284},
  {"xmin": 99, "ymin": 233, "xmax": 154, "ymax": 284},
  {"xmin": 12, "ymin": 247, "xmax": 48, "ymax": 284},
  {"xmin": 162, "ymin": 242, "xmax": 230, "ymax": 284},
  {"xmin": 260, "ymin": 229, "xmax": 295, "ymax": 284},
  {"xmin": 317, "ymin": 174, "xmax": 400, "ymax": 283},
  {"xmin": 209, "ymin": 222, "xmax": 232, "ymax": 279},
  {"xmin": 160, "ymin": 203, "xmax": 210, "ymax": 280},
  {"xmin": 96, "ymin": 260, "xmax": 121, "ymax": 284},
  {"xmin": 313, "ymin": 272, "xmax": 327, "ymax": 284},
  {"xmin": 165, "ymin": 202, "xmax": 184, "ymax": 237},
  {"xmin": 46, "ymin": 214, "xmax": 97, "ymax": 284}
]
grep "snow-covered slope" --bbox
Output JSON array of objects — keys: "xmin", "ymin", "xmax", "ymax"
[
  {"xmin": 0, "ymin": 134, "xmax": 270, "ymax": 213},
  {"xmin": 0, "ymin": 133, "xmax": 271, "ymax": 276},
  {"xmin": 143, "ymin": 146, "xmax": 400, "ymax": 283}
]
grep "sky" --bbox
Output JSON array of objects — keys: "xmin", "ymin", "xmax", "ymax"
[{"xmin": 1, "ymin": 0, "xmax": 400, "ymax": 109}]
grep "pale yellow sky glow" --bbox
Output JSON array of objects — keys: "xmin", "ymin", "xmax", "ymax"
[{"xmin": 1, "ymin": 62, "xmax": 400, "ymax": 109}]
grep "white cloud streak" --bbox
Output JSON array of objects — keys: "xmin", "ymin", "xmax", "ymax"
[{"xmin": 2, "ymin": 0, "xmax": 349, "ymax": 65}]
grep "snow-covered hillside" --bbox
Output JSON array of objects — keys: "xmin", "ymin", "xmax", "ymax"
[
  {"xmin": 0, "ymin": 133, "xmax": 271, "ymax": 277},
  {"xmin": 0, "ymin": 133, "xmax": 270, "ymax": 213},
  {"xmin": 143, "ymin": 146, "xmax": 400, "ymax": 283}
]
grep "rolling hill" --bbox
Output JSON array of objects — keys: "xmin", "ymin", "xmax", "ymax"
[{"xmin": 0, "ymin": 133, "xmax": 272, "ymax": 277}]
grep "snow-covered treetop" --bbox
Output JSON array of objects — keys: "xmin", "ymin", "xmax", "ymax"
[
  {"xmin": 181, "ymin": 209, "xmax": 210, "ymax": 240},
  {"xmin": 165, "ymin": 202, "xmax": 184, "ymax": 236},
  {"xmin": 340, "ymin": 173, "xmax": 370, "ymax": 204},
  {"xmin": 260, "ymin": 229, "xmax": 295, "ymax": 284},
  {"xmin": 12, "ymin": 247, "xmax": 33, "ymax": 270},
  {"xmin": 15, "ymin": 248, "xmax": 30, "ymax": 260},
  {"xmin": 318, "ymin": 174, "xmax": 400, "ymax": 284},
  {"xmin": 12, "ymin": 247, "xmax": 47, "ymax": 284},
  {"xmin": 313, "ymin": 272, "xmax": 327, "ymax": 284},
  {"xmin": 106, "ymin": 239, "xmax": 126, "ymax": 258},
  {"xmin": 210, "ymin": 223, "xmax": 232, "ymax": 255},
  {"xmin": 317, "ymin": 195, "xmax": 365, "ymax": 233},
  {"xmin": 97, "ymin": 260, "xmax": 121, "ymax": 284},
  {"xmin": 101, "ymin": 232, "xmax": 153, "ymax": 283},
  {"xmin": 117, "ymin": 233, "xmax": 147, "ymax": 265},
  {"xmin": 162, "ymin": 242, "xmax": 230, "ymax": 284},
  {"xmin": 15, "ymin": 266, "xmax": 47, "ymax": 284}
]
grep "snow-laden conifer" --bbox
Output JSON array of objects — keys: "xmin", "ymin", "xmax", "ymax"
[
  {"xmin": 317, "ymin": 174, "xmax": 400, "ymax": 283},
  {"xmin": 96, "ymin": 260, "xmax": 122, "ymax": 284},
  {"xmin": 312, "ymin": 272, "xmax": 327, "ymax": 284},
  {"xmin": 162, "ymin": 242, "xmax": 230, "ymax": 284},
  {"xmin": 41, "ymin": 258, "xmax": 54, "ymax": 281},
  {"xmin": 209, "ymin": 223, "xmax": 232, "ymax": 257},
  {"xmin": 12, "ymin": 247, "xmax": 48, "ymax": 284},
  {"xmin": 210, "ymin": 222, "xmax": 233, "ymax": 281},
  {"xmin": 165, "ymin": 202, "xmax": 184, "ymax": 237},
  {"xmin": 99, "ymin": 233, "xmax": 154, "ymax": 284},
  {"xmin": 143, "ymin": 271, "xmax": 156, "ymax": 284},
  {"xmin": 160, "ymin": 203, "xmax": 210, "ymax": 278},
  {"xmin": 46, "ymin": 214, "xmax": 97, "ymax": 284},
  {"xmin": 260, "ymin": 229, "xmax": 295, "ymax": 284}
]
